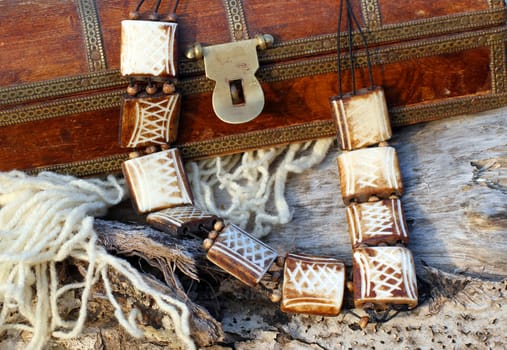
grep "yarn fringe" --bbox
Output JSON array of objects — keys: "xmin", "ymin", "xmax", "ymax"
[
  {"xmin": 186, "ymin": 137, "xmax": 334, "ymax": 238},
  {"xmin": 0, "ymin": 171, "xmax": 195, "ymax": 350}
]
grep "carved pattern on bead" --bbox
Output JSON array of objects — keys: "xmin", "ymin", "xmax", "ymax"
[
  {"xmin": 353, "ymin": 247, "xmax": 417, "ymax": 308},
  {"xmin": 121, "ymin": 20, "xmax": 178, "ymax": 77},
  {"xmin": 347, "ymin": 199, "xmax": 409, "ymax": 247},
  {"xmin": 121, "ymin": 94, "xmax": 181, "ymax": 148},
  {"xmin": 331, "ymin": 87, "xmax": 392, "ymax": 151},
  {"xmin": 281, "ymin": 253, "xmax": 345, "ymax": 316},
  {"xmin": 147, "ymin": 205, "xmax": 217, "ymax": 236},
  {"xmin": 206, "ymin": 224, "xmax": 278, "ymax": 287},
  {"xmin": 122, "ymin": 149, "xmax": 193, "ymax": 213},
  {"xmin": 337, "ymin": 146, "xmax": 403, "ymax": 204}
]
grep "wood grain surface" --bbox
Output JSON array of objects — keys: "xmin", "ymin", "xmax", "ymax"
[{"xmin": 1, "ymin": 0, "xmax": 505, "ymax": 172}]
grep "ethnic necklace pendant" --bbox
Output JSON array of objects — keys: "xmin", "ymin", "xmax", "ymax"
[
  {"xmin": 330, "ymin": 0, "xmax": 418, "ymax": 314},
  {"xmin": 118, "ymin": 1, "xmax": 181, "ymax": 149}
]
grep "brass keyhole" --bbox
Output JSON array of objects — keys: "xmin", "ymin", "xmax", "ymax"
[{"xmin": 229, "ymin": 80, "xmax": 245, "ymax": 105}]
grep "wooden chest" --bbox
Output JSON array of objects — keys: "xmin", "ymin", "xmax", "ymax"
[{"xmin": 1, "ymin": 0, "xmax": 506, "ymax": 176}]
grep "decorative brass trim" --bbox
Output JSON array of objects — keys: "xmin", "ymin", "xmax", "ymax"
[
  {"xmin": 176, "ymin": 120, "xmax": 336, "ymax": 159},
  {"xmin": 491, "ymin": 41, "xmax": 507, "ymax": 94},
  {"xmin": 28, "ymin": 92, "xmax": 507, "ymax": 176},
  {"xmin": 3, "ymin": 27, "xmax": 505, "ymax": 127},
  {"xmin": 489, "ymin": 0, "xmax": 506, "ymax": 9},
  {"xmin": 260, "ymin": 27, "xmax": 507, "ymax": 83},
  {"xmin": 0, "ymin": 71, "xmax": 124, "ymax": 106},
  {"xmin": 361, "ymin": 0, "xmax": 382, "ymax": 28},
  {"xmin": 2, "ymin": 9, "xmax": 504, "ymax": 107},
  {"xmin": 0, "ymin": 91, "xmax": 122, "ymax": 127},
  {"xmin": 27, "ymin": 154, "xmax": 128, "ymax": 177},
  {"xmin": 223, "ymin": 0, "xmax": 250, "ymax": 41},
  {"xmin": 260, "ymin": 8, "xmax": 506, "ymax": 63},
  {"xmin": 390, "ymin": 92, "xmax": 507, "ymax": 126},
  {"xmin": 76, "ymin": 0, "xmax": 107, "ymax": 71}
]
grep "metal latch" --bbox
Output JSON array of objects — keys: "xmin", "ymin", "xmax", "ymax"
[{"xmin": 186, "ymin": 34, "xmax": 273, "ymax": 124}]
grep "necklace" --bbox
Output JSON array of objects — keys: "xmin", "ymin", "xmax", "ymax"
[{"xmin": 117, "ymin": 0, "xmax": 418, "ymax": 326}]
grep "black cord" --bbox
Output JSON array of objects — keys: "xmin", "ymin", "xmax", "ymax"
[
  {"xmin": 134, "ymin": 0, "xmax": 146, "ymax": 12},
  {"xmin": 154, "ymin": 0, "xmax": 163, "ymax": 13},
  {"xmin": 345, "ymin": 1, "xmax": 356, "ymax": 95},
  {"xmin": 337, "ymin": 0, "xmax": 375, "ymax": 96},
  {"xmin": 337, "ymin": 0, "xmax": 344, "ymax": 97},
  {"xmin": 134, "ymin": 0, "xmax": 181, "ymax": 15},
  {"xmin": 345, "ymin": 0, "xmax": 374, "ymax": 90},
  {"xmin": 172, "ymin": 0, "xmax": 181, "ymax": 14}
]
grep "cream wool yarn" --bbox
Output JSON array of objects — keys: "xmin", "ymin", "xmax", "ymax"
[
  {"xmin": 186, "ymin": 137, "xmax": 334, "ymax": 238},
  {"xmin": 0, "ymin": 139, "xmax": 332, "ymax": 349},
  {"xmin": 0, "ymin": 171, "xmax": 195, "ymax": 350}
]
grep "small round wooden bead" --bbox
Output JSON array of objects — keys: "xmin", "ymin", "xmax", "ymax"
[
  {"xmin": 213, "ymin": 220, "xmax": 225, "ymax": 232},
  {"xmin": 378, "ymin": 141, "xmax": 389, "ymax": 147},
  {"xmin": 162, "ymin": 81, "xmax": 176, "ymax": 94},
  {"xmin": 129, "ymin": 11, "xmax": 140, "ymax": 20},
  {"xmin": 359, "ymin": 316, "xmax": 370, "ymax": 330},
  {"xmin": 208, "ymin": 230, "xmax": 218, "ymax": 240},
  {"xmin": 270, "ymin": 290, "xmax": 282, "ymax": 303},
  {"xmin": 145, "ymin": 145, "xmax": 157, "ymax": 154},
  {"xmin": 202, "ymin": 238, "xmax": 214, "ymax": 251},
  {"xmin": 146, "ymin": 84, "xmax": 158, "ymax": 95},
  {"xmin": 126, "ymin": 84, "xmax": 139, "ymax": 96},
  {"xmin": 160, "ymin": 144, "xmax": 170, "ymax": 151},
  {"xmin": 165, "ymin": 13, "xmax": 178, "ymax": 22},
  {"xmin": 346, "ymin": 281, "xmax": 354, "ymax": 293},
  {"xmin": 368, "ymin": 195, "xmax": 380, "ymax": 202},
  {"xmin": 148, "ymin": 12, "xmax": 160, "ymax": 21}
]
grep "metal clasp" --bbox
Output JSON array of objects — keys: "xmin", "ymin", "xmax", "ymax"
[{"xmin": 186, "ymin": 34, "xmax": 273, "ymax": 124}]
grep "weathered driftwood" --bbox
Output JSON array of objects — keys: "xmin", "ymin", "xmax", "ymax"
[
  {"xmin": 265, "ymin": 107, "xmax": 507, "ymax": 279},
  {"xmin": 3, "ymin": 109, "xmax": 505, "ymax": 349}
]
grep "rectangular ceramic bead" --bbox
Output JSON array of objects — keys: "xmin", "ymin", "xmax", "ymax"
[
  {"xmin": 147, "ymin": 205, "xmax": 218, "ymax": 236},
  {"xmin": 281, "ymin": 253, "xmax": 345, "ymax": 316},
  {"xmin": 347, "ymin": 198, "xmax": 409, "ymax": 248},
  {"xmin": 206, "ymin": 224, "xmax": 278, "ymax": 287},
  {"xmin": 330, "ymin": 86, "xmax": 392, "ymax": 151},
  {"xmin": 337, "ymin": 146, "xmax": 403, "ymax": 204},
  {"xmin": 120, "ymin": 93, "xmax": 181, "ymax": 148},
  {"xmin": 353, "ymin": 246, "xmax": 418, "ymax": 309},
  {"xmin": 122, "ymin": 148, "xmax": 193, "ymax": 214},
  {"xmin": 121, "ymin": 20, "xmax": 178, "ymax": 77}
]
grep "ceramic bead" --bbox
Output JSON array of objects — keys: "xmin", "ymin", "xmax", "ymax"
[
  {"xmin": 206, "ymin": 224, "xmax": 278, "ymax": 287},
  {"xmin": 281, "ymin": 253, "xmax": 345, "ymax": 316}
]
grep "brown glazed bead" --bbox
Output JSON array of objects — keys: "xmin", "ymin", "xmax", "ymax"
[
  {"xmin": 163, "ymin": 81, "xmax": 176, "ymax": 94},
  {"xmin": 353, "ymin": 247, "xmax": 418, "ymax": 309},
  {"xmin": 206, "ymin": 224, "xmax": 278, "ymax": 287},
  {"xmin": 119, "ymin": 93, "xmax": 182, "ymax": 148},
  {"xmin": 129, "ymin": 11, "xmax": 140, "ymax": 20},
  {"xmin": 166, "ymin": 13, "xmax": 178, "ymax": 22},
  {"xmin": 146, "ymin": 206, "xmax": 220, "ymax": 237},
  {"xmin": 346, "ymin": 198, "xmax": 410, "ymax": 248},
  {"xmin": 122, "ymin": 148, "xmax": 194, "ymax": 213},
  {"xmin": 280, "ymin": 253, "xmax": 345, "ymax": 316},
  {"xmin": 146, "ymin": 84, "xmax": 158, "ymax": 95},
  {"xmin": 126, "ymin": 84, "xmax": 139, "ymax": 96}
]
